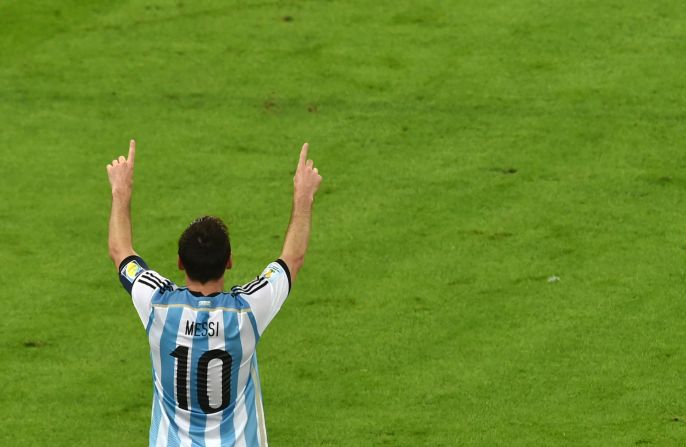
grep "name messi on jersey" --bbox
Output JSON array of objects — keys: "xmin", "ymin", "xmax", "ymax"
[{"xmin": 185, "ymin": 321, "xmax": 220, "ymax": 337}]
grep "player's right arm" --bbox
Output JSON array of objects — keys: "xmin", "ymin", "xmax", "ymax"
[
  {"xmin": 238, "ymin": 144, "xmax": 321, "ymax": 335},
  {"xmin": 279, "ymin": 142, "xmax": 323, "ymax": 283}
]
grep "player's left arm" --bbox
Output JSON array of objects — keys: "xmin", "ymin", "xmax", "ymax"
[{"xmin": 107, "ymin": 139, "xmax": 137, "ymax": 267}]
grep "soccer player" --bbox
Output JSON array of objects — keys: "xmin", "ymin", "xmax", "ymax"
[{"xmin": 106, "ymin": 140, "xmax": 322, "ymax": 446}]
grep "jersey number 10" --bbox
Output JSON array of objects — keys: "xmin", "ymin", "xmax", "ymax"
[{"xmin": 170, "ymin": 346, "xmax": 232, "ymax": 414}]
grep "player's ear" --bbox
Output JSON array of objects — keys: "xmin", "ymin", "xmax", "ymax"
[
  {"xmin": 178, "ymin": 257, "xmax": 185, "ymax": 271},
  {"xmin": 226, "ymin": 253, "xmax": 233, "ymax": 270}
]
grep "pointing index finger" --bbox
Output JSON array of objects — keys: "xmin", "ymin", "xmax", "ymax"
[
  {"xmin": 128, "ymin": 139, "xmax": 136, "ymax": 165},
  {"xmin": 298, "ymin": 143, "xmax": 309, "ymax": 166}
]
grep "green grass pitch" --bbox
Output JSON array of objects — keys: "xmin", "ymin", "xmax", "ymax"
[{"xmin": 1, "ymin": 0, "xmax": 685, "ymax": 445}]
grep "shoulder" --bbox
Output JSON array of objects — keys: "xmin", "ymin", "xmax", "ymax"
[
  {"xmin": 230, "ymin": 260, "xmax": 292, "ymax": 297},
  {"xmin": 119, "ymin": 255, "xmax": 176, "ymax": 297},
  {"xmin": 136, "ymin": 270, "xmax": 175, "ymax": 293},
  {"xmin": 231, "ymin": 276, "xmax": 269, "ymax": 297}
]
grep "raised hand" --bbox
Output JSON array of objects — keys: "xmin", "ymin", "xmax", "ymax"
[
  {"xmin": 280, "ymin": 143, "xmax": 323, "ymax": 281},
  {"xmin": 293, "ymin": 143, "xmax": 323, "ymax": 202},
  {"xmin": 107, "ymin": 139, "xmax": 136, "ymax": 197}
]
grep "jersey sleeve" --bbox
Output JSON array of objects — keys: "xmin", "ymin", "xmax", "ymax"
[
  {"xmin": 235, "ymin": 259, "xmax": 291, "ymax": 336},
  {"xmin": 118, "ymin": 255, "xmax": 174, "ymax": 327}
]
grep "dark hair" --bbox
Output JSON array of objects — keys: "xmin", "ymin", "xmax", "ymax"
[{"xmin": 178, "ymin": 216, "xmax": 231, "ymax": 283}]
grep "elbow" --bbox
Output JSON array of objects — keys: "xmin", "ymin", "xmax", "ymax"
[
  {"xmin": 282, "ymin": 254, "xmax": 305, "ymax": 275},
  {"xmin": 109, "ymin": 244, "xmax": 134, "ymax": 266},
  {"xmin": 108, "ymin": 245, "xmax": 121, "ymax": 264},
  {"xmin": 108, "ymin": 243, "xmax": 117, "ymax": 259},
  {"xmin": 292, "ymin": 255, "xmax": 305, "ymax": 272}
]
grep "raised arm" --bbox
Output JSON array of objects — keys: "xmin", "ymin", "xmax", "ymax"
[
  {"xmin": 107, "ymin": 139, "xmax": 137, "ymax": 268},
  {"xmin": 280, "ymin": 143, "xmax": 323, "ymax": 283}
]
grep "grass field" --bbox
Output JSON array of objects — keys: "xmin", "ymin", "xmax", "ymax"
[{"xmin": 1, "ymin": 0, "xmax": 686, "ymax": 445}]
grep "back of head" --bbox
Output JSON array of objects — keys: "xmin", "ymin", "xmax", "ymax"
[{"xmin": 178, "ymin": 216, "xmax": 231, "ymax": 283}]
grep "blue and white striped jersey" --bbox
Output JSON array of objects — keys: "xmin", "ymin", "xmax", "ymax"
[{"xmin": 118, "ymin": 256, "xmax": 291, "ymax": 447}]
